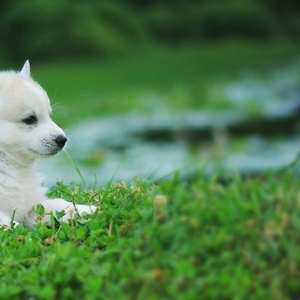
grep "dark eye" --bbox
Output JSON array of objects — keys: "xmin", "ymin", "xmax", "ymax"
[{"xmin": 22, "ymin": 115, "xmax": 37, "ymax": 125}]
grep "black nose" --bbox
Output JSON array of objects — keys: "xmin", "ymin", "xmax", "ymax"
[{"xmin": 55, "ymin": 135, "xmax": 67, "ymax": 149}]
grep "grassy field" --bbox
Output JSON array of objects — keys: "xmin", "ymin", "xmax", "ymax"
[
  {"xmin": 31, "ymin": 41, "xmax": 300, "ymax": 127},
  {"xmin": 2, "ymin": 42, "xmax": 300, "ymax": 298},
  {"xmin": 1, "ymin": 171, "xmax": 300, "ymax": 299}
]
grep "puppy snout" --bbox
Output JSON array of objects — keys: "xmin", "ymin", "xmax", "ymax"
[{"xmin": 55, "ymin": 135, "xmax": 67, "ymax": 149}]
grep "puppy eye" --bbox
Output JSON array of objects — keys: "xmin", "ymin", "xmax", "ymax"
[{"xmin": 22, "ymin": 115, "xmax": 37, "ymax": 125}]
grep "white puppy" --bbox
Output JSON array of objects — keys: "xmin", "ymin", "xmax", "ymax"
[{"xmin": 0, "ymin": 61, "xmax": 95, "ymax": 228}]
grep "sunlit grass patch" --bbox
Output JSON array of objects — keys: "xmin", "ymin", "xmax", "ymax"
[{"xmin": 1, "ymin": 171, "xmax": 300, "ymax": 298}]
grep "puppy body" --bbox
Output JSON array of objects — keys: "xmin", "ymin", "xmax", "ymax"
[{"xmin": 0, "ymin": 61, "xmax": 94, "ymax": 228}]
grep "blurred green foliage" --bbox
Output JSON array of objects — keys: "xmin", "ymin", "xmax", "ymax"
[
  {"xmin": 0, "ymin": 0, "xmax": 145, "ymax": 62},
  {"xmin": 0, "ymin": 0, "xmax": 300, "ymax": 63},
  {"xmin": 32, "ymin": 42, "xmax": 300, "ymax": 127}
]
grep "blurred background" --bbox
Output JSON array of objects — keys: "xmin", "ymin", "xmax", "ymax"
[{"xmin": 1, "ymin": 0, "xmax": 300, "ymax": 185}]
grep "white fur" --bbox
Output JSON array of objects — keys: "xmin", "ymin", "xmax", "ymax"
[{"xmin": 0, "ymin": 61, "xmax": 95, "ymax": 228}]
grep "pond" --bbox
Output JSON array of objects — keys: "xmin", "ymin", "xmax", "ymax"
[{"xmin": 40, "ymin": 62, "xmax": 300, "ymax": 187}]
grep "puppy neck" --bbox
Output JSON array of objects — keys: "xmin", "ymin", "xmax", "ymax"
[{"xmin": 0, "ymin": 148, "xmax": 35, "ymax": 170}]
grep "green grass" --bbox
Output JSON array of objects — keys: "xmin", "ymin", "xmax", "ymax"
[
  {"xmin": 2, "ymin": 42, "xmax": 300, "ymax": 298},
  {"xmin": 1, "ymin": 171, "xmax": 300, "ymax": 299},
  {"xmin": 32, "ymin": 41, "xmax": 300, "ymax": 127}
]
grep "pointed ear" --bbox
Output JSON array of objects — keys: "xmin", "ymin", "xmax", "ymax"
[{"xmin": 20, "ymin": 60, "xmax": 30, "ymax": 77}]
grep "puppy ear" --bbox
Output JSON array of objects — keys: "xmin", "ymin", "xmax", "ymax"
[{"xmin": 20, "ymin": 60, "xmax": 30, "ymax": 77}]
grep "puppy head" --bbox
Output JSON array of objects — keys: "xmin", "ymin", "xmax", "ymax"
[{"xmin": 0, "ymin": 61, "xmax": 67, "ymax": 163}]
